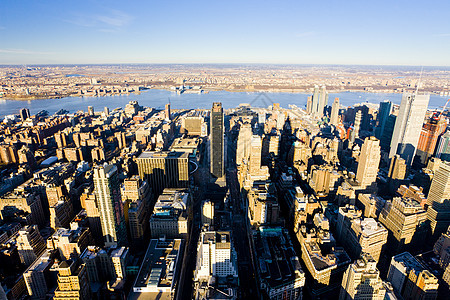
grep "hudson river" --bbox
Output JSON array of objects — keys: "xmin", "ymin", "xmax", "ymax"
[{"xmin": 0, "ymin": 89, "xmax": 448, "ymax": 117}]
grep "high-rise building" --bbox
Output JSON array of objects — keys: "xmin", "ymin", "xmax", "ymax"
[
  {"xmin": 121, "ymin": 176, "xmax": 152, "ymax": 244},
  {"xmin": 236, "ymin": 123, "xmax": 252, "ymax": 165},
  {"xmin": 310, "ymin": 85, "xmax": 328, "ymax": 118},
  {"xmin": 248, "ymin": 183, "xmax": 280, "ymax": 226},
  {"xmin": 416, "ymin": 116, "xmax": 447, "ymax": 165},
  {"xmin": 93, "ymin": 164, "xmax": 127, "ymax": 247},
  {"xmin": 46, "ymin": 225, "xmax": 92, "ymax": 261},
  {"xmin": 339, "ymin": 253, "xmax": 386, "ymax": 300},
  {"xmin": 149, "ymin": 188, "xmax": 189, "ymax": 239},
  {"xmin": 16, "ymin": 225, "xmax": 46, "ymax": 266},
  {"xmin": 375, "ymin": 100, "xmax": 392, "ymax": 140},
  {"xmin": 380, "ymin": 114, "xmax": 397, "ymax": 151},
  {"xmin": 19, "ymin": 108, "xmax": 30, "ymax": 121},
  {"xmin": 201, "ymin": 200, "xmax": 214, "ymax": 228},
  {"xmin": 137, "ymin": 151, "xmax": 189, "ymax": 195},
  {"xmin": 306, "ymin": 96, "xmax": 313, "ymax": 114},
  {"xmin": 80, "ymin": 189, "xmax": 103, "ymax": 244},
  {"xmin": 88, "ymin": 106, "xmax": 94, "ymax": 116},
  {"xmin": 350, "ymin": 111, "xmax": 362, "ymax": 142},
  {"xmin": 54, "ymin": 260, "xmax": 90, "ymax": 300},
  {"xmin": 389, "ymin": 93, "xmax": 430, "ymax": 165},
  {"xmin": 436, "ymin": 131, "xmax": 450, "ymax": 162},
  {"xmin": 379, "ymin": 197, "xmax": 427, "ymax": 253},
  {"xmin": 356, "ymin": 137, "xmax": 381, "ymax": 189},
  {"xmin": 427, "ymin": 161, "xmax": 450, "ymax": 239},
  {"xmin": 388, "ymin": 154, "xmax": 407, "ymax": 181},
  {"xmin": 330, "ymin": 97, "xmax": 340, "ymax": 126},
  {"xmin": 194, "ymin": 231, "xmax": 238, "ymax": 281},
  {"xmin": 387, "ymin": 252, "xmax": 439, "ymax": 300},
  {"xmin": 210, "ymin": 102, "xmax": 224, "ymax": 178},
  {"xmin": 23, "ymin": 250, "xmax": 53, "ymax": 300},
  {"xmin": 165, "ymin": 103, "xmax": 171, "ymax": 121},
  {"xmin": 249, "ymin": 135, "xmax": 263, "ymax": 175}
]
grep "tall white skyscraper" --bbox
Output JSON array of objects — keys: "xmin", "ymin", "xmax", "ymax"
[
  {"xmin": 389, "ymin": 93, "xmax": 430, "ymax": 165},
  {"xmin": 94, "ymin": 164, "xmax": 127, "ymax": 247},
  {"xmin": 330, "ymin": 97, "xmax": 340, "ymax": 126},
  {"xmin": 356, "ymin": 137, "xmax": 381, "ymax": 189},
  {"xmin": 236, "ymin": 123, "xmax": 252, "ymax": 165},
  {"xmin": 311, "ymin": 85, "xmax": 328, "ymax": 118}
]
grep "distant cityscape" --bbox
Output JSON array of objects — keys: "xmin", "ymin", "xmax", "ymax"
[
  {"xmin": 1, "ymin": 78, "xmax": 450, "ymax": 300},
  {"xmin": 1, "ymin": 64, "xmax": 450, "ymax": 101}
]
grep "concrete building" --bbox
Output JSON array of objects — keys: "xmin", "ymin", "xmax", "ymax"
[
  {"xmin": 23, "ymin": 250, "xmax": 53, "ymax": 300},
  {"xmin": 17, "ymin": 225, "xmax": 46, "ymax": 266},
  {"xmin": 339, "ymin": 253, "xmax": 386, "ymax": 300},
  {"xmin": 356, "ymin": 137, "xmax": 381, "ymax": 189},
  {"xmin": 201, "ymin": 200, "xmax": 214, "ymax": 228},
  {"xmin": 53, "ymin": 260, "xmax": 90, "ymax": 300},
  {"xmin": 247, "ymin": 183, "xmax": 280, "ymax": 227},
  {"xmin": 387, "ymin": 252, "xmax": 439, "ymax": 300},
  {"xmin": 132, "ymin": 238, "xmax": 184, "ymax": 298},
  {"xmin": 379, "ymin": 197, "xmax": 427, "ymax": 253},
  {"xmin": 0, "ymin": 192, "xmax": 45, "ymax": 226},
  {"xmin": 93, "ymin": 164, "xmax": 127, "ymax": 247},
  {"xmin": 46, "ymin": 225, "xmax": 92, "ymax": 261},
  {"xmin": 427, "ymin": 161, "xmax": 450, "ymax": 240},
  {"xmin": 236, "ymin": 123, "xmax": 252, "ymax": 165},
  {"xmin": 194, "ymin": 231, "xmax": 238, "ymax": 281},
  {"xmin": 253, "ymin": 227, "xmax": 305, "ymax": 300},
  {"xmin": 210, "ymin": 102, "xmax": 224, "ymax": 178},
  {"xmin": 137, "ymin": 151, "xmax": 189, "ymax": 195},
  {"xmin": 121, "ymin": 176, "xmax": 152, "ymax": 244},
  {"xmin": 416, "ymin": 116, "xmax": 447, "ymax": 165},
  {"xmin": 149, "ymin": 188, "xmax": 189, "ymax": 239},
  {"xmin": 389, "ymin": 93, "xmax": 430, "ymax": 165},
  {"xmin": 330, "ymin": 97, "xmax": 340, "ymax": 126},
  {"xmin": 389, "ymin": 154, "xmax": 407, "ymax": 181}
]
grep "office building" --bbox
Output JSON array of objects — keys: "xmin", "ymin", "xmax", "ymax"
[
  {"xmin": 20, "ymin": 108, "xmax": 30, "ymax": 121},
  {"xmin": 339, "ymin": 253, "xmax": 386, "ymax": 300},
  {"xmin": 93, "ymin": 164, "xmax": 127, "ymax": 247},
  {"xmin": 388, "ymin": 154, "xmax": 407, "ymax": 181},
  {"xmin": 210, "ymin": 102, "xmax": 224, "ymax": 178},
  {"xmin": 137, "ymin": 151, "xmax": 189, "ymax": 195},
  {"xmin": 149, "ymin": 188, "xmax": 189, "ymax": 239},
  {"xmin": 201, "ymin": 200, "xmax": 214, "ymax": 228},
  {"xmin": 54, "ymin": 260, "xmax": 90, "ymax": 300},
  {"xmin": 356, "ymin": 137, "xmax": 381, "ymax": 189},
  {"xmin": 80, "ymin": 189, "xmax": 103, "ymax": 244},
  {"xmin": 248, "ymin": 183, "xmax": 280, "ymax": 226},
  {"xmin": 23, "ymin": 250, "xmax": 54, "ymax": 300},
  {"xmin": 427, "ymin": 161, "xmax": 450, "ymax": 239},
  {"xmin": 350, "ymin": 110, "xmax": 362, "ymax": 143},
  {"xmin": 375, "ymin": 100, "xmax": 392, "ymax": 140},
  {"xmin": 330, "ymin": 97, "xmax": 340, "ymax": 126},
  {"xmin": 436, "ymin": 131, "xmax": 450, "ymax": 162},
  {"xmin": 88, "ymin": 106, "xmax": 94, "ymax": 116},
  {"xmin": 253, "ymin": 227, "xmax": 305, "ymax": 300},
  {"xmin": 416, "ymin": 116, "xmax": 447, "ymax": 165},
  {"xmin": 387, "ymin": 252, "xmax": 439, "ymax": 300},
  {"xmin": 46, "ymin": 225, "xmax": 92, "ymax": 261},
  {"xmin": 236, "ymin": 123, "xmax": 252, "ymax": 165},
  {"xmin": 310, "ymin": 85, "xmax": 328, "ymax": 119},
  {"xmin": 306, "ymin": 96, "xmax": 313, "ymax": 114},
  {"xmin": 380, "ymin": 114, "xmax": 397, "ymax": 151},
  {"xmin": 379, "ymin": 197, "xmax": 427, "ymax": 253},
  {"xmin": 194, "ymin": 231, "xmax": 238, "ymax": 281},
  {"xmin": 132, "ymin": 238, "xmax": 184, "ymax": 298},
  {"xmin": 357, "ymin": 194, "xmax": 386, "ymax": 219},
  {"xmin": 121, "ymin": 176, "xmax": 152, "ymax": 244},
  {"xmin": 17, "ymin": 225, "xmax": 46, "ymax": 266},
  {"xmin": 182, "ymin": 116, "xmax": 206, "ymax": 136},
  {"xmin": 389, "ymin": 93, "xmax": 430, "ymax": 165},
  {"xmin": 165, "ymin": 103, "xmax": 171, "ymax": 121}
]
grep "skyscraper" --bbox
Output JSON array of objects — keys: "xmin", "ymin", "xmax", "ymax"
[
  {"xmin": 165, "ymin": 103, "xmax": 171, "ymax": 121},
  {"xmin": 380, "ymin": 114, "xmax": 397, "ymax": 151},
  {"xmin": 236, "ymin": 123, "xmax": 252, "ymax": 165},
  {"xmin": 339, "ymin": 253, "xmax": 386, "ymax": 300},
  {"xmin": 389, "ymin": 93, "xmax": 430, "ymax": 165},
  {"xmin": 427, "ymin": 161, "xmax": 450, "ymax": 239},
  {"xmin": 350, "ymin": 110, "xmax": 362, "ymax": 142},
  {"xmin": 311, "ymin": 85, "xmax": 328, "ymax": 118},
  {"xmin": 356, "ymin": 137, "xmax": 381, "ymax": 189},
  {"xmin": 210, "ymin": 102, "xmax": 224, "ymax": 178},
  {"xmin": 416, "ymin": 116, "xmax": 447, "ymax": 165},
  {"xmin": 94, "ymin": 164, "xmax": 127, "ymax": 247},
  {"xmin": 436, "ymin": 131, "xmax": 450, "ymax": 162},
  {"xmin": 330, "ymin": 97, "xmax": 340, "ymax": 126},
  {"xmin": 19, "ymin": 108, "xmax": 30, "ymax": 121},
  {"xmin": 375, "ymin": 100, "xmax": 392, "ymax": 140}
]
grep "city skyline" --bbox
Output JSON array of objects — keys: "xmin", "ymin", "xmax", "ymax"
[{"xmin": 1, "ymin": 0, "xmax": 450, "ymax": 65}]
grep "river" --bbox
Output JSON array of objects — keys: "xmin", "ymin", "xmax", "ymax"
[{"xmin": 0, "ymin": 89, "xmax": 448, "ymax": 117}]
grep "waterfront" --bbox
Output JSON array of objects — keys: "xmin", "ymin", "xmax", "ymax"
[{"xmin": 0, "ymin": 89, "xmax": 448, "ymax": 117}]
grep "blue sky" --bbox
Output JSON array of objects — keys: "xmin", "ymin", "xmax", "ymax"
[{"xmin": 1, "ymin": 0, "xmax": 450, "ymax": 65}]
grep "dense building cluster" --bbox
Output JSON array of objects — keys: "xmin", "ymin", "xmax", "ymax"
[{"xmin": 1, "ymin": 81, "xmax": 450, "ymax": 300}]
